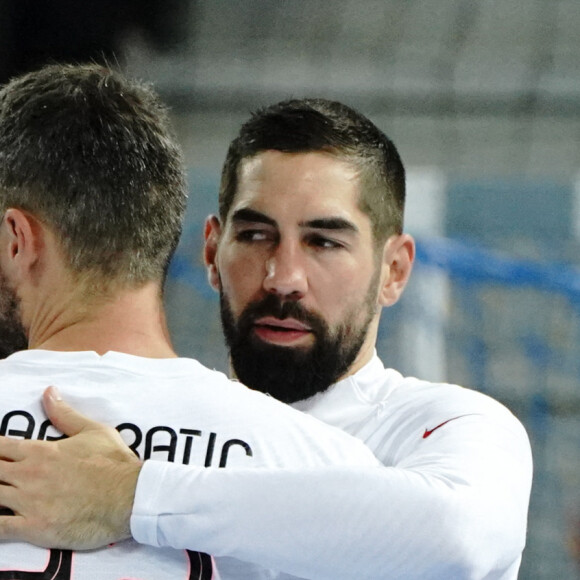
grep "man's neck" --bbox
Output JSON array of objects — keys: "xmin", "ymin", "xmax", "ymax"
[{"xmin": 28, "ymin": 281, "xmax": 177, "ymax": 359}]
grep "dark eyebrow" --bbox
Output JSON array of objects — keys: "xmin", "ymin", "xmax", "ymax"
[
  {"xmin": 230, "ymin": 208, "xmax": 358, "ymax": 234},
  {"xmin": 301, "ymin": 217, "xmax": 359, "ymax": 234},
  {"xmin": 231, "ymin": 208, "xmax": 277, "ymax": 227}
]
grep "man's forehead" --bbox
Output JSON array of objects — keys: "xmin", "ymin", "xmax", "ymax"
[
  {"xmin": 232, "ymin": 150, "xmax": 364, "ymax": 217},
  {"xmin": 238, "ymin": 149, "xmax": 359, "ymax": 179}
]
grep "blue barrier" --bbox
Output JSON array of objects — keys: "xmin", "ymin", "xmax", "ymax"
[{"xmin": 415, "ymin": 237, "xmax": 580, "ymax": 303}]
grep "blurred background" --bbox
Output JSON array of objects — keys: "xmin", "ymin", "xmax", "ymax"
[{"xmin": 2, "ymin": 0, "xmax": 579, "ymax": 576}]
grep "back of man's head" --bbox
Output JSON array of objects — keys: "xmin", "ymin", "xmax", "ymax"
[{"xmin": 0, "ymin": 63, "xmax": 187, "ymax": 287}]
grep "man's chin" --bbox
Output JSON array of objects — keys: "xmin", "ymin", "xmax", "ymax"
[{"xmin": 230, "ymin": 339, "xmax": 339, "ymax": 403}]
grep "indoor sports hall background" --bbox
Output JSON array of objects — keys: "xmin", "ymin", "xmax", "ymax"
[{"xmin": 2, "ymin": 1, "xmax": 580, "ymax": 577}]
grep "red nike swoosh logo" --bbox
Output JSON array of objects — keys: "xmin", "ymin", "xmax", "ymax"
[{"xmin": 423, "ymin": 414, "xmax": 477, "ymax": 439}]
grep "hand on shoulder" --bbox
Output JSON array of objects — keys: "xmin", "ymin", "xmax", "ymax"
[{"xmin": 0, "ymin": 386, "xmax": 142, "ymax": 550}]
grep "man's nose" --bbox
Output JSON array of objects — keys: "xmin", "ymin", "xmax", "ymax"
[{"xmin": 262, "ymin": 242, "xmax": 307, "ymax": 300}]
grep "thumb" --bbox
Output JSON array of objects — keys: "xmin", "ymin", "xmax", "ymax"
[{"xmin": 42, "ymin": 386, "xmax": 101, "ymax": 436}]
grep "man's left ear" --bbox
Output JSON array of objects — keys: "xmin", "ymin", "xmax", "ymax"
[{"xmin": 378, "ymin": 233, "xmax": 415, "ymax": 307}]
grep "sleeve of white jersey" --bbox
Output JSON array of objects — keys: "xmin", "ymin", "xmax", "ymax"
[{"xmin": 130, "ymin": 408, "xmax": 532, "ymax": 580}]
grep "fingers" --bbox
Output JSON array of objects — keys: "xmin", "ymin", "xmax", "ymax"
[
  {"xmin": 0, "ymin": 436, "xmax": 27, "ymax": 462},
  {"xmin": 0, "ymin": 483, "xmax": 18, "ymax": 513},
  {"xmin": 42, "ymin": 386, "xmax": 102, "ymax": 436}
]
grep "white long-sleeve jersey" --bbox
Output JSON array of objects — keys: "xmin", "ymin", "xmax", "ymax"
[
  {"xmin": 0, "ymin": 350, "xmax": 379, "ymax": 579},
  {"xmin": 132, "ymin": 354, "xmax": 533, "ymax": 580}
]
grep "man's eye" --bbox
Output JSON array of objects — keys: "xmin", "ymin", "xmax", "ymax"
[
  {"xmin": 236, "ymin": 229, "xmax": 270, "ymax": 242},
  {"xmin": 308, "ymin": 235, "xmax": 344, "ymax": 249}
]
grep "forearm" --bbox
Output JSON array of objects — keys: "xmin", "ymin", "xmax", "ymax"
[{"xmin": 131, "ymin": 461, "xmax": 529, "ymax": 580}]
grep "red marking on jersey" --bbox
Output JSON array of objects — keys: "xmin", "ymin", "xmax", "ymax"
[{"xmin": 422, "ymin": 414, "xmax": 476, "ymax": 439}]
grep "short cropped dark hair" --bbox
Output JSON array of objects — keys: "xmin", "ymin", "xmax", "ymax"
[
  {"xmin": 219, "ymin": 98, "xmax": 405, "ymax": 243},
  {"xmin": 0, "ymin": 63, "xmax": 187, "ymax": 286}
]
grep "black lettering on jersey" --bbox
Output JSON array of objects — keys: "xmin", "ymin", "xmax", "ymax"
[
  {"xmin": 0, "ymin": 411, "xmax": 253, "ymax": 468},
  {"xmin": 0, "ymin": 548, "xmax": 72, "ymax": 579},
  {"xmin": 204, "ymin": 432, "xmax": 216, "ymax": 466},
  {"xmin": 187, "ymin": 550, "xmax": 213, "ymax": 580},
  {"xmin": 0, "ymin": 411, "xmax": 34, "ymax": 439},
  {"xmin": 180, "ymin": 429, "xmax": 202, "ymax": 464},
  {"xmin": 145, "ymin": 426, "xmax": 178, "ymax": 461},
  {"xmin": 219, "ymin": 439, "xmax": 253, "ymax": 467}
]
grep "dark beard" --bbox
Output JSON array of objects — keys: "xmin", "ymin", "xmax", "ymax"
[
  {"xmin": 220, "ymin": 292, "xmax": 375, "ymax": 404},
  {"xmin": 0, "ymin": 272, "xmax": 27, "ymax": 358}
]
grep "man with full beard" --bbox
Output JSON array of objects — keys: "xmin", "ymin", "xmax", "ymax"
[{"xmin": 0, "ymin": 99, "xmax": 533, "ymax": 579}]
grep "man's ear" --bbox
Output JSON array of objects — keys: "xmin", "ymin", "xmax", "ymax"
[
  {"xmin": 203, "ymin": 215, "xmax": 222, "ymax": 292},
  {"xmin": 378, "ymin": 233, "xmax": 415, "ymax": 307},
  {"xmin": 0, "ymin": 208, "xmax": 42, "ymax": 281}
]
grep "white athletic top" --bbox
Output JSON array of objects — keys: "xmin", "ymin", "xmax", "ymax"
[
  {"xmin": 0, "ymin": 350, "xmax": 378, "ymax": 580},
  {"xmin": 132, "ymin": 354, "xmax": 533, "ymax": 580}
]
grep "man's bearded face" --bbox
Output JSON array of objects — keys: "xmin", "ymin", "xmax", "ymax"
[{"xmin": 220, "ymin": 276, "xmax": 378, "ymax": 404}]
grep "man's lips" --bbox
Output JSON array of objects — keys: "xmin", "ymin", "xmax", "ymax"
[
  {"xmin": 252, "ymin": 317, "xmax": 313, "ymax": 345},
  {"xmin": 255, "ymin": 317, "xmax": 311, "ymax": 331}
]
